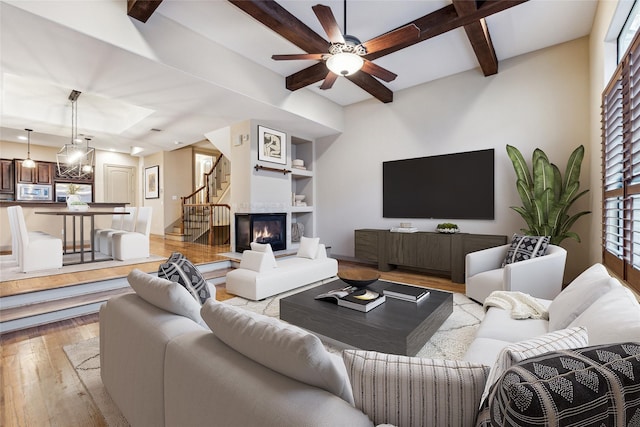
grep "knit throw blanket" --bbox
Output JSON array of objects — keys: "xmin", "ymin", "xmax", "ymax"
[{"xmin": 483, "ymin": 291, "xmax": 549, "ymax": 320}]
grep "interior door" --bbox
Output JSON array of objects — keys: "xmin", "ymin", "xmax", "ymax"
[{"xmin": 104, "ymin": 165, "xmax": 135, "ymax": 203}]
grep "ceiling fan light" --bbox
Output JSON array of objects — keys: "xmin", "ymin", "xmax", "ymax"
[{"xmin": 326, "ymin": 52, "xmax": 363, "ymax": 76}]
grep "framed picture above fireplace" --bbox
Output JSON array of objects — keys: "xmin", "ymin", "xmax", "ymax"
[{"xmin": 258, "ymin": 125, "xmax": 287, "ymax": 165}]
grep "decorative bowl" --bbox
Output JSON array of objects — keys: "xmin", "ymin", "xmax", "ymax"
[
  {"xmin": 338, "ymin": 270, "xmax": 381, "ymax": 288},
  {"xmin": 294, "ymin": 194, "xmax": 306, "ymax": 202}
]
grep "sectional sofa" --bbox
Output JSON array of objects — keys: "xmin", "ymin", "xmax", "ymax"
[{"xmin": 100, "ymin": 263, "xmax": 640, "ymax": 427}]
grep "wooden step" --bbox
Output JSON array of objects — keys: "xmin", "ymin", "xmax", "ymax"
[
  {"xmin": 0, "ymin": 287, "xmax": 132, "ymax": 323},
  {"xmin": 0, "ymin": 259, "xmax": 233, "ymax": 334},
  {"xmin": 165, "ymin": 232, "xmax": 187, "ymax": 241}
]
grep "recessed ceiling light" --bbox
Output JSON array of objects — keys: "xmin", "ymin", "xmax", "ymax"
[
  {"xmin": 17, "ymin": 135, "xmax": 27, "ymax": 140},
  {"xmin": 150, "ymin": 128, "xmax": 162, "ymax": 132},
  {"xmin": 174, "ymin": 141, "xmax": 183, "ymax": 145}
]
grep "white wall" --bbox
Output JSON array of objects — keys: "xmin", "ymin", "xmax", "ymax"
[{"xmin": 316, "ymin": 37, "xmax": 591, "ymax": 281}]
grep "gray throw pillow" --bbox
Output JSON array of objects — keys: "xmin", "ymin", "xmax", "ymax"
[
  {"xmin": 201, "ymin": 300, "xmax": 354, "ymax": 404},
  {"xmin": 158, "ymin": 252, "xmax": 211, "ymax": 304}
]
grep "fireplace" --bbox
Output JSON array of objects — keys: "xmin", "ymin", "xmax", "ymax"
[{"xmin": 235, "ymin": 213, "xmax": 287, "ymax": 252}]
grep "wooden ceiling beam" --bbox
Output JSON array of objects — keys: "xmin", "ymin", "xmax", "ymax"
[
  {"xmin": 366, "ymin": 0, "xmax": 527, "ymax": 61},
  {"xmin": 286, "ymin": 62, "xmax": 330, "ymax": 92},
  {"xmin": 127, "ymin": 0, "xmax": 163, "ymax": 23},
  {"xmin": 228, "ymin": 0, "xmax": 328, "ymax": 55},
  {"xmin": 346, "ymin": 72, "xmax": 394, "ymax": 104},
  {"xmin": 453, "ymin": 0, "xmax": 498, "ymax": 76}
]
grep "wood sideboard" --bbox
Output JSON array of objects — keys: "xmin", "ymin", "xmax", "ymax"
[{"xmin": 354, "ymin": 229, "xmax": 508, "ymax": 283}]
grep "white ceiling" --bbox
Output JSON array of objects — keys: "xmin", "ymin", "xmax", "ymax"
[{"xmin": 0, "ymin": 0, "xmax": 598, "ymax": 156}]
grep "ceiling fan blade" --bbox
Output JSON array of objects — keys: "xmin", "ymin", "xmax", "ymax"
[
  {"xmin": 361, "ymin": 24, "xmax": 420, "ymax": 55},
  {"xmin": 361, "ymin": 60, "xmax": 397, "ymax": 83},
  {"xmin": 319, "ymin": 72, "xmax": 338, "ymax": 90},
  {"xmin": 272, "ymin": 53, "xmax": 325, "ymax": 61},
  {"xmin": 346, "ymin": 72, "xmax": 393, "ymax": 103},
  {"xmin": 312, "ymin": 4, "xmax": 345, "ymax": 44}
]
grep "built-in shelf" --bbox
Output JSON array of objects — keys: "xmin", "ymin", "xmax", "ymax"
[
  {"xmin": 291, "ymin": 206, "xmax": 313, "ymax": 213},
  {"xmin": 291, "ymin": 169, "xmax": 312, "ymax": 178}
]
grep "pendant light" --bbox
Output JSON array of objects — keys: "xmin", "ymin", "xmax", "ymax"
[
  {"xmin": 56, "ymin": 90, "xmax": 95, "ymax": 178},
  {"xmin": 22, "ymin": 129, "xmax": 35, "ymax": 168}
]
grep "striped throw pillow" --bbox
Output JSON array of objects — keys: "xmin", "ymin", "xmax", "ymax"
[
  {"xmin": 480, "ymin": 326, "xmax": 588, "ymax": 406},
  {"xmin": 342, "ymin": 350, "xmax": 490, "ymax": 427}
]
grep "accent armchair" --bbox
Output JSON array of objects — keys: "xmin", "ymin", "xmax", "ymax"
[{"xmin": 465, "ymin": 243, "xmax": 567, "ymax": 303}]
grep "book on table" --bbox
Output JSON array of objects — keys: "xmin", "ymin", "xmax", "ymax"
[
  {"xmin": 315, "ymin": 286, "xmax": 386, "ymax": 312},
  {"xmin": 382, "ymin": 283, "xmax": 430, "ymax": 302}
]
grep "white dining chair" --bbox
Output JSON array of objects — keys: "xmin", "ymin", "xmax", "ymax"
[
  {"xmin": 112, "ymin": 207, "xmax": 152, "ymax": 260},
  {"xmin": 99, "ymin": 207, "xmax": 136, "ymax": 256},
  {"xmin": 94, "ymin": 206, "xmax": 125, "ymax": 251},
  {"xmin": 9, "ymin": 206, "xmax": 63, "ymax": 273}
]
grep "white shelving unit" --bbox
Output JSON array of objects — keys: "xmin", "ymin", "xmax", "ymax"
[{"xmin": 290, "ymin": 137, "xmax": 315, "ymax": 247}]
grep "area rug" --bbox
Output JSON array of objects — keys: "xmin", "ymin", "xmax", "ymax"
[
  {"xmin": 63, "ymin": 290, "xmax": 484, "ymax": 426},
  {"xmin": 0, "ymin": 254, "xmax": 164, "ymax": 282}
]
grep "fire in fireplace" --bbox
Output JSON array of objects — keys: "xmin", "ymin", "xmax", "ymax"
[{"xmin": 235, "ymin": 213, "xmax": 287, "ymax": 252}]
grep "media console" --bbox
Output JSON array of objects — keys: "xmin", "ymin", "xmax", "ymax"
[{"xmin": 354, "ymin": 229, "xmax": 508, "ymax": 283}]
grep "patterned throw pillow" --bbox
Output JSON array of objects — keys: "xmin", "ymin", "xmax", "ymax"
[
  {"xmin": 343, "ymin": 350, "xmax": 490, "ymax": 427},
  {"xmin": 501, "ymin": 234, "xmax": 550, "ymax": 267},
  {"xmin": 475, "ymin": 342, "xmax": 640, "ymax": 427},
  {"xmin": 480, "ymin": 326, "xmax": 588, "ymax": 406},
  {"xmin": 158, "ymin": 252, "xmax": 211, "ymax": 304}
]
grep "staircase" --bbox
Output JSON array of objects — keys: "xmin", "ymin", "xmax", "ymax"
[
  {"xmin": 0, "ymin": 260, "xmax": 233, "ymax": 334},
  {"xmin": 166, "ymin": 155, "xmax": 231, "ymax": 244}
]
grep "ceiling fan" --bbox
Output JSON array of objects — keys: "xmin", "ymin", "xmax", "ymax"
[
  {"xmin": 228, "ymin": 0, "xmax": 528, "ymax": 103},
  {"xmin": 271, "ymin": 2, "xmax": 419, "ymax": 91}
]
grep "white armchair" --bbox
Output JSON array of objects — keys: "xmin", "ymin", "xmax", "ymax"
[
  {"xmin": 465, "ymin": 243, "xmax": 567, "ymax": 303},
  {"xmin": 112, "ymin": 207, "xmax": 152, "ymax": 260}
]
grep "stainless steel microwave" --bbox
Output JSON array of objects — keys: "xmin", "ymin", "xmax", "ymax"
[{"xmin": 16, "ymin": 183, "xmax": 53, "ymax": 201}]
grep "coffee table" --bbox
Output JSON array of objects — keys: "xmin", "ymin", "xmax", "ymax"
[{"xmin": 280, "ymin": 278, "xmax": 453, "ymax": 356}]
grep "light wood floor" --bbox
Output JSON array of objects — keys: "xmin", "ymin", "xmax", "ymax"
[{"xmin": 0, "ymin": 238, "xmax": 464, "ymax": 427}]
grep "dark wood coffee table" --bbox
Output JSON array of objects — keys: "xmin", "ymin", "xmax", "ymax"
[{"xmin": 280, "ymin": 279, "xmax": 453, "ymax": 356}]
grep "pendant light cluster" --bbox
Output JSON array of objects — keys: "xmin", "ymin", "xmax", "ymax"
[{"xmin": 56, "ymin": 90, "xmax": 95, "ymax": 179}]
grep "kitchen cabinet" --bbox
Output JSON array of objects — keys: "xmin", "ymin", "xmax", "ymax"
[
  {"xmin": 0, "ymin": 159, "xmax": 14, "ymax": 194},
  {"xmin": 15, "ymin": 160, "xmax": 54, "ymax": 184}
]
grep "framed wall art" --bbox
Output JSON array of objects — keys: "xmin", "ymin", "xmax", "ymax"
[
  {"xmin": 145, "ymin": 165, "xmax": 160, "ymax": 199},
  {"xmin": 258, "ymin": 125, "xmax": 287, "ymax": 165}
]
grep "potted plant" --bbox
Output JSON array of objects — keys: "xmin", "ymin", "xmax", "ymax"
[
  {"xmin": 66, "ymin": 184, "xmax": 88, "ymax": 211},
  {"xmin": 506, "ymin": 144, "xmax": 590, "ymax": 245},
  {"xmin": 436, "ymin": 223, "xmax": 459, "ymax": 233}
]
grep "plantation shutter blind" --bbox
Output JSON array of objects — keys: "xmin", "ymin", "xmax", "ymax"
[{"xmin": 602, "ymin": 28, "xmax": 640, "ymax": 292}]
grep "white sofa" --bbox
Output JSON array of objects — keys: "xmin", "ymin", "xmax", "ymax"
[
  {"xmin": 463, "ymin": 262, "xmax": 640, "ymax": 366},
  {"xmin": 225, "ymin": 240, "xmax": 338, "ymax": 300},
  {"xmin": 100, "ymin": 269, "xmax": 374, "ymax": 427},
  {"xmin": 101, "ymin": 265, "xmax": 640, "ymax": 427}
]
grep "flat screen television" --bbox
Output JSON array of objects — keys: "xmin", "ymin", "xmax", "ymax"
[{"xmin": 383, "ymin": 149, "xmax": 494, "ymax": 219}]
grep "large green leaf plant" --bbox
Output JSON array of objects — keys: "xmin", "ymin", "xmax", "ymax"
[{"xmin": 506, "ymin": 145, "xmax": 591, "ymax": 245}]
